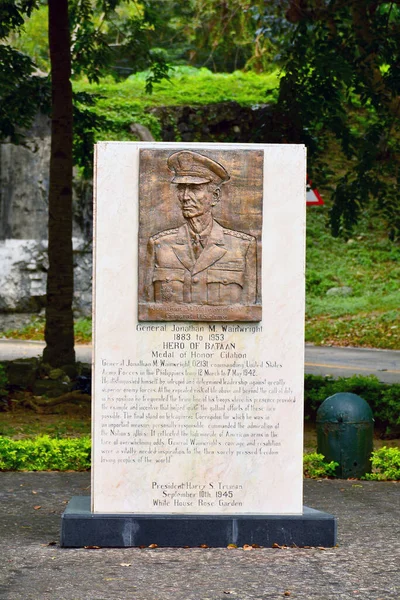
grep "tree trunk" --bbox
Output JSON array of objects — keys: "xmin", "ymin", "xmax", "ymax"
[{"xmin": 43, "ymin": 0, "xmax": 76, "ymax": 367}]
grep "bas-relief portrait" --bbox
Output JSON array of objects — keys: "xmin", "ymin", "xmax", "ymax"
[{"xmin": 138, "ymin": 148, "xmax": 263, "ymax": 322}]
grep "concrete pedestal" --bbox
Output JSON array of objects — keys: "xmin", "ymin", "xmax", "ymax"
[{"xmin": 60, "ymin": 496, "xmax": 337, "ymax": 548}]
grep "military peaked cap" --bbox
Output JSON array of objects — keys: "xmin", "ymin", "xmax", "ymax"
[{"xmin": 167, "ymin": 151, "xmax": 230, "ymax": 185}]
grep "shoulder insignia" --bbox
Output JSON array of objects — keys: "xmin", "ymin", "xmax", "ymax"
[
  {"xmin": 223, "ymin": 229, "xmax": 253, "ymax": 241},
  {"xmin": 151, "ymin": 228, "xmax": 179, "ymax": 241}
]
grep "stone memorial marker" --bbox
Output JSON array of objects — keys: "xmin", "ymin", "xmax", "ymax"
[{"xmin": 61, "ymin": 142, "xmax": 337, "ymax": 547}]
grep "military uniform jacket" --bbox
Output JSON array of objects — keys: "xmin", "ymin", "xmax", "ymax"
[{"xmin": 146, "ymin": 220, "xmax": 257, "ymax": 305}]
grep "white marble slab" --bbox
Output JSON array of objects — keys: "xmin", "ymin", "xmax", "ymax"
[{"xmin": 92, "ymin": 142, "xmax": 306, "ymax": 515}]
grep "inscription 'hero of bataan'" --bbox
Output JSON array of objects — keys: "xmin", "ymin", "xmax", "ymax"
[{"xmin": 138, "ymin": 149, "xmax": 262, "ymax": 322}]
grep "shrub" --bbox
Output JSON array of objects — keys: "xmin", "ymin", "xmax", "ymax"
[
  {"xmin": 303, "ymin": 453, "xmax": 339, "ymax": 478},
  {"xmin": 0, "ymin": 436, "xmax": 91, "ymax": 471},
  {"xmin": 374, "ymin": 387, "xmax": 400, "ymax": 431},
  {"xmin": 363, "ymin": 447, "xmax": 400, "ymax": 481}
]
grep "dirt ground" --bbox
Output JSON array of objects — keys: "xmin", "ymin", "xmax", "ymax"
[{"xmin": 0, "ymin": 401, "xmax": 91, "ymax": 439}]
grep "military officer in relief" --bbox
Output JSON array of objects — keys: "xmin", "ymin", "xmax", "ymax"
[{"xmin": 146, "ymin": 150, "xmax": 257, "ymax": 306}]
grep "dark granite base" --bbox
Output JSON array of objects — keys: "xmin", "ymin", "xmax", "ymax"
[{"xmin": 60, "ymin": 496, "xmax": 337, "ymax": 548}]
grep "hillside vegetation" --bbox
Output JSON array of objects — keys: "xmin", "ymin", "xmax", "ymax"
[
  {"xmin": 76, "ymin": 66, "xmax": 280, "ymax": 108},
  {"xmin": 74, "ymin": 66, "xmax": 280, "ymax": 143}
]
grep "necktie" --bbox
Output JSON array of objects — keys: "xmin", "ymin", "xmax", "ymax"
[{"xmin": 192, "ymin": 234, "xmax": 202, "ymax": 259}]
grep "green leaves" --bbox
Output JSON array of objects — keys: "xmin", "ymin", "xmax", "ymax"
[
  {"xmin": 0, "ymin": 48, "xmax": 50, "ymax": 142},
  {"xmin": 363, "ymin": 447, "xmax": 400, "ymax": 481},
  {"xmin": 305, "ymin": 448, "xmax": 400, "ymax": 481},
  {"xmin": 303, "ymin": 453, "xmax": 339, "ymax": 478},
  {"xmin": 0, "ymin": 435, "xmax": 91, "ymax": 471},
  {"xmin": 144, "ymin": 50, "xmax": 171, "ymax": 94},
  {"xmin": 67, "ymin": 0, "xmax": 172, "ymax": 85},
  {"xmin": 0, "ymin": 2, "xmax": 49, "ymax": 143},
  {"xmin": 276, "ymin": 1, "xmax": 400, "ymax": 239},
  {"xmin": 73, "ymin": 91, "xmax": 113, "ymax": 176},
  {"xmin": 0, "ymin": 0, "xmax": 39, "ymax": 38},
  {"xmin": 1, "ymin": 0, "xmax": 172, "ymax": 142}
]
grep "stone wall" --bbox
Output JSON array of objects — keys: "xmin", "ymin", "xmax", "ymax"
[
  {"xmin": 0, "ymin": 113, "xmax": 92, "ymax": 318},
  {"xmin": 151, "ymin": 101, "xmax": 278, "ymax": 144},
  {"xmin": 0, "ymin": 114, "xmax": 50, "ymax": 242}
]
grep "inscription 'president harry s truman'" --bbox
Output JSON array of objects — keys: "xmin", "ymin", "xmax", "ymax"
[{"xmin": 145, "ymin": 151, "xmax": 257, "ymax": 306}]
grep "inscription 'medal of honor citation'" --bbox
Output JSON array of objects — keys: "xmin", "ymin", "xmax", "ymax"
[{"xmin": 138, "ymin": 149, "xmax": 262, "ymax": 322}]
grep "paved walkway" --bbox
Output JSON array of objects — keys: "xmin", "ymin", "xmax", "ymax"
[
  {"xmin": 305, "ymin": 344, "xmax": 400, "ymax": 384},
  {"xmin": 1, "ymin": 339, "xmax": 400, "ymax": 383},
  {"xmin": 0, "ymin": 473, "xmax": 398, "ymax": 599}
]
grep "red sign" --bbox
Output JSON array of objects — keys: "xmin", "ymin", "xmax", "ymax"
[{"xmin": 306, "ymin": 178, "xmax": 324, "ymax": 206}]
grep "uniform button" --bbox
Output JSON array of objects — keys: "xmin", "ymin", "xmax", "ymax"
[
  {"xmin": 192, "ymin": 277, "xmax": 199, "ymax": 284},
  {"xmin": 223, "ymin": 279, "xmax": 228, "ymax": 284},
  {"xmin": 165, "ymin": 277, "xmax": 170, "ymax": 282}
]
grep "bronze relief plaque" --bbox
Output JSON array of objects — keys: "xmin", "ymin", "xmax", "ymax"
[{"xmin": 138, "ymin": 148, "xmax": 263, "ymax": 321}]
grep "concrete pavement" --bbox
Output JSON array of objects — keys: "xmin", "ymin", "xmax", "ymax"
[
  {"xmin": 0, "ymin": 339, "xmax": 92, "ymax": 363},
  {"xmin": 0, "ymin": 472, "xmax": 398, "ymax": 599},
  {"xmin": 1, "ymin": 339, "xmax": 399, "ymax": 383}
]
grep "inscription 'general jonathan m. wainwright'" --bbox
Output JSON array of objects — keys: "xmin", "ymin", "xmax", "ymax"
[{"xmin": 138, "ymin": 150, "xmax": 262, "ymax": 322}]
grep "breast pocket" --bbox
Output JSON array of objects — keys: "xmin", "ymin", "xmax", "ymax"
[
  {"xmin": 153, "ymin": 268, "xmax": 185, "ymax": 303},
  {"xmin": 207, "ymin": 269, "xmax": 244, "ymax": 305}
]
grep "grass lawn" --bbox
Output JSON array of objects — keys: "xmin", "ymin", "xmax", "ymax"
[
  {"xmin": 305, "ymin": 210, "xmax": 400, "ymax": 349},
  {"xmin": 0, "ymin": 404, "xmax": 91, "ymax": 440}
]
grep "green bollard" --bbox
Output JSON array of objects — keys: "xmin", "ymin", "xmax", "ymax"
[{"xmin": 316, "ymin": 392, "xmax": 374, "ymax": 478}]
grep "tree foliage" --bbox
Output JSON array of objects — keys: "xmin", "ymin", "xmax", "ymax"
[
  {"xmin": 177, "ymin": 0, "xmax": 282, "ymax": 72},
  {"xmin": 67, "ymin": 1, "xmax": 171, "ymax": 173},
  {"xmin": 277, "ymin": 0, "xmax": 400, "ymax": 239},
  {"xmin": 6, "ymin": 3, "xmax": 49, "ymax": 72},
  {"xmin": 10, "ymin": 0, "xmax": 284, "ymax": 75},
  {"xmin": 8, "ymin": 0, "xmax": 171, "ymax": 85},
  {"xmin": 0, "ymin": 1, "xmax": 49, "ymax": 143}
]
